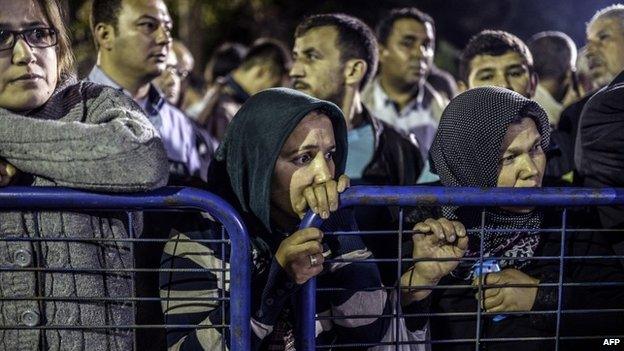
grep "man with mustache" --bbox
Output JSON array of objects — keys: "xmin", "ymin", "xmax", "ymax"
[
  {"xmin": 153, "ymin": 39, "xmax": 194, "ymax": 108},
  {"xmin": 559, "ymin": 5, "xmax": 624, "ymax": 186},
  {"xmin": 291, "ymin": 13, "xmax": 424, "ymax": 287},
  {"xmin": 362, "ymin": 7, "xmax": 448, "ymax": 183},
  {"xmin": 291, "ymin": 13, "xmax": 423, "ymax": 187},
  {"xmin": 576, "ymin": 4, "xmax": 624, "ymax": 243},
  {"xmin": 88, "ymin": 0, "xmax": 202, "ymax": 183}
]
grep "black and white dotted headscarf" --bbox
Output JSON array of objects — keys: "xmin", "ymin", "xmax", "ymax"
[{"xmin": 429, "ymin": 86, "xmax": 551, "ymax": 272}]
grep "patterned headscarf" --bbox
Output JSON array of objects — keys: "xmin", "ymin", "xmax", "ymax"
[{"xmin": 429, "ymin": 87, "xmax": 551, "ymax": 271}]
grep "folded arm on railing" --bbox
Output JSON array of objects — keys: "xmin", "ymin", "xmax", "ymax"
[{"xmin": 0, "ymin": 84, "xmax": 168, "ymax": 192}]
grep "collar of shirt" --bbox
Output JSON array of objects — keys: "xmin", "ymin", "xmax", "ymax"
[
  {"xmin": 371, "ymin": 77, "xmax": 425, "ymax": 116},
  {"xmin": 87, "ymin": 65, "xmax": 165, "ymax": 127},
  {"xmin": 534, "ymin": 84, "xmax": 563, "ymax": 126}
]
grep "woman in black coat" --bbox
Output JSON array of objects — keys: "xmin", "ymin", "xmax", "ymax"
[{"xmin": 404, "ymin": 87, "xmax": 624, "ymax": 351}]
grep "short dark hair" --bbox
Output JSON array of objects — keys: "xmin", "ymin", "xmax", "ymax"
[
  {"xmin": 376, "ymin": 7, "xmax": 435, "ymax": 46},
  {"xmin": 459, "ymin": 30, "xmax": 534, "ymax": 83},
  {"xmin": 295, "ymin": 13, "xmax": 378, "ymax": 89},
  {"xmin": 90, "ymin": 0, "xmax": 123, "ymax": 31},
  {"xmin": 240, "ymin": 38, "xmax": 292, "ymax": 77},
  {"xmin": 205, "ymin": 42, "xmax": 248, "ymax": 84},
  {"xmin": 528, "ymin": 31, "xmax": 577, "ymax": 81}
]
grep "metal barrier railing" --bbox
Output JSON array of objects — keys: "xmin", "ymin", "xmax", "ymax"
[
  {"xmin": 298, "ymin": 186, "xmax": 624, "ymax": 350},
  {"xmin": 0, "ymin": 186, "xmax": 250, "ymax": 351}
]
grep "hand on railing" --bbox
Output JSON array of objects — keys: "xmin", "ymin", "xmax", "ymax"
[
  {"xmin": 473, "ymin": 268, "xmax": 539, "ymax": 312},
  {"xmin": 276, "ymin": 227, "xmax": 325, "ymax": 285},
  {"xmin": 401, "ymin": 218, "xmax": 468, "ymax": 304},
  {"xmin": 295, "ymin": 175, "xmax": 350, "ymax": 220},
  {"xmin": 0, "ymin": 159, "xmax": 18, "ymax": 187}
]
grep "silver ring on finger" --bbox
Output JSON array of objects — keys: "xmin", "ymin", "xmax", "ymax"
[{"xmin": 309, "ymin": 254, "xmax": 319, "ymax": 267}]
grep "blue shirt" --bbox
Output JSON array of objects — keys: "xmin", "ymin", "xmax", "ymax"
[
  {"xmin": 363, "ymin": 78, "xmax": 443, "ymax": 183},
  {"xmin": 87, "ymin": 66, "xmax": 202, "ymax": 180},
  {"xmin": 345, "ymin": 124, "xmax": 375, "ymax": 180}
]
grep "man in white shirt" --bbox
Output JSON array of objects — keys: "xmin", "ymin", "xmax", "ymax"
[{"xmin": 363, "ymin": 8, "xmax": 448, "ymax": 183}]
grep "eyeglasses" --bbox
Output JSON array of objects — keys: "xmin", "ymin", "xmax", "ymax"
[
  {"xmin": 164, "ymin": 66, "xmax": 190, "ymax": 79},
  {"xmin": 0, "ymin": 28, "xmax": 58, "ymax": 52}
]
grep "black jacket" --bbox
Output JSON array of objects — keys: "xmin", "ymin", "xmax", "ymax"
[
  {"xmin": 359, "ymin": 106, "xmax": 424, "ymax": 186},
  {"xmin": 558, "ymin": 93, "xmax": 594, "ymax": 162},
  {"xmin": 554, "ymin": 92, "xmax": 596, "ymax": 186},
  {"xmin": 353, "ymin": 108, "xmax": 425, "ymax": 286},
  {"xmin": 576, "ymin": 71, "xmax": 624, "ymax": 229},
  {"xmin": 412, "ymin": 208, "xmax": 624, "ymax": 351}
]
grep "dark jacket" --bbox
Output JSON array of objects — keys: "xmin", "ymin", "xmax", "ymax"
[
  {"xmin": 411, "ymin": 208, "xmax": 624, "ymax": 351},
  {"xmin": 558, "ymin": 93, "xmax": 594, "ymax": 160},
  {"xmin": 575, "ymin": 71, "xmax": 624, "ymax": 229},
  {"xmin": 359, "ymin": 107, "xmax": 424, "ymax": 186},
  {"xmin": 543, "ymin": 129, "xmax": 576, "ymax": 186},
  {"xmin": 353, "ymin": 108, "xmax": 425, "ymax": 288},
  {"xmin": 554, "ymin": 92, "xmax": 596, "ymax": 186}
]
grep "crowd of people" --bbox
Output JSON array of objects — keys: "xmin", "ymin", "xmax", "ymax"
[{"xmin": 0, "ymin": 0, "xmax": 623, "ymax": 350}]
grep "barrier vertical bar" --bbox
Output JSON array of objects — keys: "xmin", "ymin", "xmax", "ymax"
[
  {"xmin": 127, "ymin": 212, "xmax": 138, "ymax": 350},
  {"xmin": 554, "ymin": 209, "xmax": 567, "ymax": 350},
  {"xmin": 475, "ymin": 209, "xmax": 486, "ymax": 351},
  {"xmin": 300, "ymin": 276, "xmax": 317, "ymax": 350},
  {"xmin": 221, "ymin": 225, "xmax": 227, "ymax": 351},
  {"xmin": 395, "ymin": 208, "xmax": 404, "ymax": 350},
  {"xmin": 299, "ymin": 213, "xmax": 323, "ymax": 351}
]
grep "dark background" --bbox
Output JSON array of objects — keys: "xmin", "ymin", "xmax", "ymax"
[{"xmin": 64, "ymin": 0, "xmax": 615, "ymax": 79}]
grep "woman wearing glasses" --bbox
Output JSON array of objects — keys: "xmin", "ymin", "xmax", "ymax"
[{"xmin": 0, "ymin": 0, "xmax": 168, "ymax": 350}]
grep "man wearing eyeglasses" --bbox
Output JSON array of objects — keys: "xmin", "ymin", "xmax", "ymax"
[
  {"xmin": 88, "ymin": 0, "xmax": 203, "ymax": 183},
  {"xmin": 153, "ymin": 39, "xmax": 193, "ymax": 107},
  {"xmin": 153, "ymin": 46, "xmax": 183, "ymax": 106}
]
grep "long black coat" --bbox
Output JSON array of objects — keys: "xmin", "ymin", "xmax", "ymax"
[{"xmin": 575, "ymin": 70, "xmax": 624, "ymax": 229}]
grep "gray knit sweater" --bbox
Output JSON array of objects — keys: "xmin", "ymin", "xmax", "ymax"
[{"xmin": 0, "ymin": 80, "xmax": 169, "ymax": 351}]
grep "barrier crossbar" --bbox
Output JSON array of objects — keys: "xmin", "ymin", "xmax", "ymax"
[
  {"xmin": 0, "ymin": 186, "xmax": 251, "ymax": 351},
  {"xmin": 298, "ymin": 186, "xmax": 624, "ymax": 351}
]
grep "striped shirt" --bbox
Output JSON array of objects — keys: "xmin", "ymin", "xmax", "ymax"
[{"xmin": 159, "ymin": 210, "xmax": 427, "ymax": 350}]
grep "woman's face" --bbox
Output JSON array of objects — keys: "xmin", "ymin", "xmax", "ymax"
[
  {"xmin": 271, "ymin": 111, "xmax": 337, "ymax": 221},
  {"xmin": 497, "ymin": 117, "xmax": 546, "ymax": 212},
  {"xmin": 0, "ymin": 0, "xmax": 58, "ymax": 112}
]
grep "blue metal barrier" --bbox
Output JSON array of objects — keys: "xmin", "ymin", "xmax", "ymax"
[
  {"xmin": 0, "ymin": 186, "xmax": 251, "ymax": 351},
  {"xmin": 298, "ymin": 186, "xmax": 624, "ymax": 351}
]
